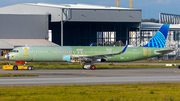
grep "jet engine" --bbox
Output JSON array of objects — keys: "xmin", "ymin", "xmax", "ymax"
[{"xmin": 95, "ymin": 58, "xmax": 106, "ymax": 62}]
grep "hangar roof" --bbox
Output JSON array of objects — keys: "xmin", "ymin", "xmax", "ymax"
[
  {"xmin": 0, "ymin": 3, "xmax": 141, "ymax": 22},
  {"xmin": 0, "ymin": 39, "xmax": 59, "ymax": 49},
  {"xmin": 141, "ymin": 22, "xmax": 180, "ymax": 31},
  {"xmin": 24, "ymin": 3, "xmax": 138, "ymax": 10},
  {"xmin": 0, "ymin": 40, "xmax": 14, "ymax": 49}
]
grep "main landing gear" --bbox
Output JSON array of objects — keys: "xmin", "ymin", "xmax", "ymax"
[{"xmin": 82, "ymin": 64, "xmax": 96, "ymax": 70}]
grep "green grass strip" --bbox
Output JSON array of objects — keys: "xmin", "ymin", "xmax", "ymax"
[
  {"xmin": 0, "ymin": 73, "xmax": 38, "ymax": 77},
  {"xmin": 26, "ymin": 63, "xmax": 178, "ymax": 69},
  {"xmin": 0, "ymin": 83, "xmax": 180, "ymax": 101},
  {"xmin": 127, "ymin": 59, "xmax": 180, "ymax": 63}
]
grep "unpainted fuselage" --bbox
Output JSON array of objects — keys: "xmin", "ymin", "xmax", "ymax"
[{"xmin": 8, "ymin": 46, "xmax": 165, "ymax": 62}]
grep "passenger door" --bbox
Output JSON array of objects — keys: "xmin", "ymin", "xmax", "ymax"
[
  {"xmin": 24, "ymin": 47, "xmax": 28, "ymax": 56},
  {"xmin": 143, "ymin": 48, "xmax": 147, "ymax": 57}
]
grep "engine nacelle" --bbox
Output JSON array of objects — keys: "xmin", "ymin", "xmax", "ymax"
[{"xmin": 95, "ymin": 58, "xmax": 106, "ymax": 62}]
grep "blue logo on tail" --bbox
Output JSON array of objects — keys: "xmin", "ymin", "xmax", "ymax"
[{"xmin": 143, "ymin": 24, "xmax": 170, "ymax": 48}]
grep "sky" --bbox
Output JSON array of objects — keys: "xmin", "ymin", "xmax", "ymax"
[{"xmin": 0, "ymin": 0, "xmax": 179, "ymax": 19}]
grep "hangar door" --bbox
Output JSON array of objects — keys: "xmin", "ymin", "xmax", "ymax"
[{"xmin": 0, "ymin": 14, "xmax": 49, "ymax": 39}]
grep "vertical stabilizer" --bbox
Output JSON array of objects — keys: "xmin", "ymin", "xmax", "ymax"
[{"xmin": 142, "ymin": 24, "xmax": 170, "ymax": 48}]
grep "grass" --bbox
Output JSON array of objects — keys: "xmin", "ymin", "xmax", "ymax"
[
  {"xmin": 0, "ymin": 62, "xmax": 178, "ymax": 69},
  {"xmin": 0, "ymin": 73, "xmax": 38, "ymax": 77},
  {"xmin": 0, "ymin": 59, "xmax": 10, "ymax": 61},
  {"xmin": 0, "ymin": 83, "xmax": 180, "ymax": 101}
]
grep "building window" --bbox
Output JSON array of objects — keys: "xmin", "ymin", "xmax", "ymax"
[{"xmin": 97, "ymin": 31, "xmax": 116, "ymax": 46}]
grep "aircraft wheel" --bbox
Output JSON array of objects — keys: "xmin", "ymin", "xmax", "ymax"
[
  {"xmin": 28, "ymin": 66, "xmax": 32, "ymax": 70},
  {"xmin": 31, "ymin": 66, "xmax": 34, "ymax": 70},
  {"xmin": 13, "ymin": 65, "xmax": 18, "ymax": 70},
  {"xmin": 91, "ymin": 65, "xmax": 96, "ymax": 70},
  {"xmin": 82, "ymin": 65, "xmax": 85, "ymax": 69}
]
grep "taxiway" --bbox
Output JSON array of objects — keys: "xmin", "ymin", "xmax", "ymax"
[{"xmin": 0, "ymin": 68, "xmax": 180, "ymax": 86}]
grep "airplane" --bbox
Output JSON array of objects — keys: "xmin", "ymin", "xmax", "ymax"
[{"xmin": 5, "ymin": 24, "xmax": 173, "ymax": 70}]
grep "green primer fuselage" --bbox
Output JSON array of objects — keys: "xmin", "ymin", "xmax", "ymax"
[{"xmin": 8, "ymin": 46, "xmax": 165, "ymax": 62}]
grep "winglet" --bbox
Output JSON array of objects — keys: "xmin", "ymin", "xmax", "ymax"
[
  {"xmin": 122, "ymin": 43, "xmax": 129, "ymax": 53},
  {"xmin": 90, "ymin": 43, "xmax": 94, "ymax": 46}
]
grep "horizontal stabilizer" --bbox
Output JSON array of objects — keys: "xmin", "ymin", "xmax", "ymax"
[{"xmin": 156, "ymin": 49, "xmax": 174, "ymax": 54}]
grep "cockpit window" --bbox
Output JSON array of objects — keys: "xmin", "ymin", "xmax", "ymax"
[{"xmin": 11, "ymin": 50, "xmax": 19, "ymax": 52}]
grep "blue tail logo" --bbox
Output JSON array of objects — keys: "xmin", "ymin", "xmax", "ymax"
[{"xmin": 143, "ymin": 24, "xmax": 170, "ymax": 48}]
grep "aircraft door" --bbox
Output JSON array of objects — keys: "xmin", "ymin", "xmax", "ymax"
[
  {"xmin": 143, "ymin": 48, "xmax": 147, "ymax": 57},
  {"xmin": 24, "ymin": 48, "xmax": 28, "ymax": 56}
]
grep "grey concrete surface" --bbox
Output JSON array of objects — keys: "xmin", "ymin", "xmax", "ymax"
[{"xmin": 0, "ymin": 68, "xmax": 180, "ymax": 86}]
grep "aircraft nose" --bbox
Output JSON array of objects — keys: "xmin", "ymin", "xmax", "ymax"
[{"xmin": 4, "ymin": 53, "xmax": 9, "ymax": 60}]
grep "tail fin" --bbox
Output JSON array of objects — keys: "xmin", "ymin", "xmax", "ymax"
[{"xmin": 142, "ymin": 24, "xmax": 170, "ymax": 48}]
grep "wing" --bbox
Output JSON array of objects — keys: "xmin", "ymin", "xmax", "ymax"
[{"xmin": 74, "ymin": 44, "xmax": 128, "ymax": 60}]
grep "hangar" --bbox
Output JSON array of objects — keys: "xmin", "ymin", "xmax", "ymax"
[
  {"xmin": 1, "ymin": 3, "xmax": 180, "ymax": 59},
  {"xmin": 0, "ymin": 3, "xmax": 142, "ymax": 47}
]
